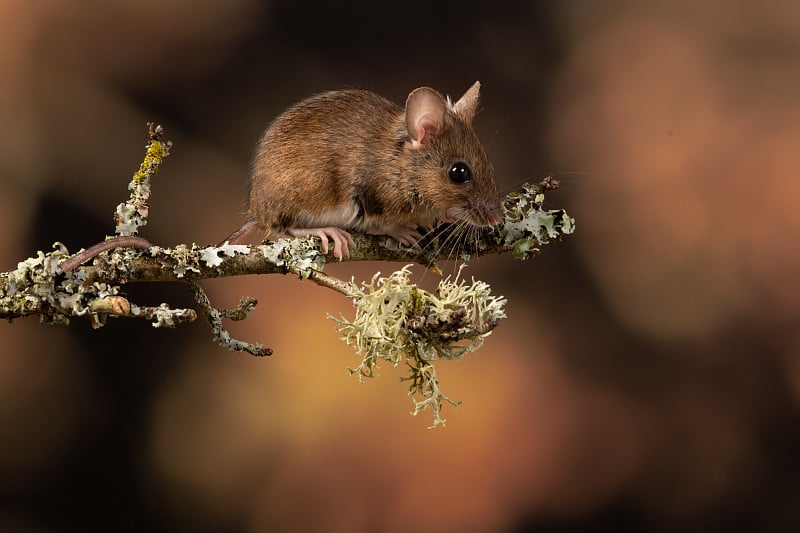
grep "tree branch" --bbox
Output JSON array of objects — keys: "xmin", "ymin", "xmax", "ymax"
[{"xmin": 0, "ymin": 124, "xmax": 575, "ymax": 427}]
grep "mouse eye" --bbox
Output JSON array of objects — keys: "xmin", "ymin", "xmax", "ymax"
[{"xmin": 448, "ymin": 161, "xmax": 472, "ymax": 184}]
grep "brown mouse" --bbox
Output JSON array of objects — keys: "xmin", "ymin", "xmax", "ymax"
[{"xmin": 225, "ymin": 81, "xmax": 503, "ymax": 258}]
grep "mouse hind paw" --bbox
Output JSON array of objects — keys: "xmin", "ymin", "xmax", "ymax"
[{"xmin": 288, "ymin": 227, "xmax": 355, "ymax": 260}]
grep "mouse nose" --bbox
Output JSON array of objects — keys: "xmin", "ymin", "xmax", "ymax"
[{"xmin": 471, "ymin": 200, "xmax": 504, "ymax": 226}]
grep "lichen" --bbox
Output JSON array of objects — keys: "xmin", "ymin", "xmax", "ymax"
[
  {"xmin": 259, "ymin": 237, "xmax": 325, "ymax": 278},
  {"xmin": 133, "ymin": 136, "xmax": 165, "ymax": 183},
  {"xmin": 0, "ymin": 242, "xmax": 133, "ymax": 327},
  {"xmin": 500, "ymin": 182, "xmax": 576, "ymax": 260},
  {"xmin": 188, "ymin": 282, "xmax": 270, "ymax": 356},
  {"xmin": 200, "ymin": 242, "xmax": 251, "ymax": 267},
  {"xmin": 114, "ymin": 129, "xmax": 170, "ymax": 237},
  {"xmin": 164, "ymin": 244, "xmax": 202, "ymax": 278},
  {"xmin": 330, "ymin": 264, "xmax": 506, "ymax": 428},
  {"xmin": 405, "ymin": 362, "xmax": 461, "ymax": 428},
  {"xmin": 1, "ymin": 243, "xmax": 68, "ymax": 323},
  {"xmin": 154, "ymin": 238, "xmax": 323, "ymax": 281},
  {"xmin": 151, "ymin": 303, "xmax": 187, "ymax": 328}
]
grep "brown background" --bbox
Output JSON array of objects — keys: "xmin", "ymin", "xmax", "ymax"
[{"xmin": 1, "ymin": 1, "xmax": 799, "ymax": 532}]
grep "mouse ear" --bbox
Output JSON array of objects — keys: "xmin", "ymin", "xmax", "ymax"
[
  {"xmin": 452, "ymin": 81, "xmax": 481, "ymax": 123},
  {"xmin": 405, "ymin": 87, "xmax": 446, "ymax": 146}
]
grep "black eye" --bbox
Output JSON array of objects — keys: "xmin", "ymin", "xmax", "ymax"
[{"xmin": 448, "ymin": 162, "xmax": 472, "ymax": 184}]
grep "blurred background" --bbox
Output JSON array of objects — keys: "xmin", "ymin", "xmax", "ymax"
[{"xmin": 1, "ymin": 0, "xmax": 799, "ymax": 531}]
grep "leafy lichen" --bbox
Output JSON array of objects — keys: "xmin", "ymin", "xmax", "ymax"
[
  {"xmin": 500, "ymin": 182, "xmax": 576, "ymax": 260},
  {"xmin": 259, "ymin": 237, "xmax": 325, "ymax": 278},
  {"xmin": 188, "ymin": 282, "xmax": 270, "ymax": 357},
  {"xmin": 2, "ymin": 243, "xmax": 69, "ymax": 323},
  {"xmin": 164, "ymin": 245, "xmax": 203, "ymax": 278},
  {"xmin": 0, "ymin": 242, "xmax": 134, "ymax": 327},
  {"xmin": 199, "ymin": 243, "xmax": 250, "ymax": 267}
]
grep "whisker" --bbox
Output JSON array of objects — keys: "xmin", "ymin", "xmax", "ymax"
[
  {"xmin": 413, "ymin": 223, "xmax": 452, "ymax": 259},
  {"xmin": 468, "ymin": 226, "xmax": 480, "ymax": 265},
  {"xmin": 450, "ymin": 225, "xmax": 468, "ymax": 276},
  {"xmin": 443, "ymin": 220, "xmax": 472, "ymax": 274},
  {"xmin": 389, "ymin": 212, "xmax": 500, "ymax": 278},
  {"xmin": 439, "ymin": 222, "xmax": 463, "ymax": 260}
]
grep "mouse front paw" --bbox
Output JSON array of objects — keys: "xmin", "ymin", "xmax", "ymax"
[
  {"xmin": 383, "ymin": 225, "xmax": 424, "ymax": 251},
  {"xmin": 288, "ymin": 227, "xmax": 355, "ymax": 260}
]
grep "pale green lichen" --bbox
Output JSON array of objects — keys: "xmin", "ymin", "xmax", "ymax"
[
  {"xmin": 331, "ymin": 264, "xmax": 506, "ymax": 428},
  {"xmin": 114, "ymin": 202, "xmax": 142, "ymax": 236},
  {"xmin": 2, "ymin": 243, "xmax": 69, "ymax": 323},
  {"xmin": 193, "ymin": 238, "xmax": 323, "ymax": 279},
  {"xmin": 149, "ymin": 303, "xmax": 190, "ymax": 328},
  {"xmin": 259, "ymin": 237, "xmax": 325, "ymax": 278},
  {"xmin": 0, "ymin": 242, "xmax": 132, "ymax": 327},
  {"xmin": 200, "ymin": 243, "xmax": 250, "ymax": 267},
  {"xmin": 164, "ymin": 244, "xmax": 203, "ymax": 278},
  {"xmin": 500, "ymin": 183, "xmax": 576, "ymax": 260},
  {"xmin": 188, "ymin": 282, "xmax": 270, "ymax": 356},
  {"xmin": 127, "ymin": 302, "xmax": 196, "ymax": 328},
  {"xmin": 404, "ymin": 362, "xmax": 461, "ymax": 428}
]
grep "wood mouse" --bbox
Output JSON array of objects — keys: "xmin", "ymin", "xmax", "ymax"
[{"xmin": 225, "ymin": 81, "xmax": 503, "ymax": 258}]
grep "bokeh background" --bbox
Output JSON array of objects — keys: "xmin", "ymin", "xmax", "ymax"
[{"xmin": 1, "ymin": 1, "xmax": 799, "ymax": 531}]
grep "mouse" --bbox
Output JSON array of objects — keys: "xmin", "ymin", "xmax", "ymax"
[{"xmin": 225, "ymin": 81, "xmax": 503, "ymax": 259}]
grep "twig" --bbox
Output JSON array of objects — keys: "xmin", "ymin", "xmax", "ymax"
[
  {"xmin": 115, "ymin": 123, "xmax": 171, "ymax": 236},
  {"xmin": 189, "ymin": 282, "xmax": 272, "ymax": 357}
]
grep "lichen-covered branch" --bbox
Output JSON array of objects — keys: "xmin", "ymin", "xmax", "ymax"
[
  {"xmin": 0, "ymin": 124, "xmax": 575, "ymax": 427},
  {"xmin": 115, "ymin": 123, "xmax": 171, "ymax": 236},
  {"xmin": 189, "ymin": 281, "xmax": 272, "ymax": 357},
  {"xmin": 57, "ymin": 176, "xmax": 573, "ymax": 287}
]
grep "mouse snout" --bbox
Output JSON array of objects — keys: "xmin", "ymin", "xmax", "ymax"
[{"xmin": 470, "ymin": 198, "xmax": 504, "ymax": 227}]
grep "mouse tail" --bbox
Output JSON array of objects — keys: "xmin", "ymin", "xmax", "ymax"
[{"xmin": 220, "ymin": 219, "xmax": 260, "ymax": 246}]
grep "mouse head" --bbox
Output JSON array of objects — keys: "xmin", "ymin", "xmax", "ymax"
[{"xmin": 404, "ymin": 81, "xmax": 503, "ymax": 227}]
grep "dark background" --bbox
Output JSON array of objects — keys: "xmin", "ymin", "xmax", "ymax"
[{"xmin": 1, "ymin": 1, "xmax": 799, "ymax": 532}]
